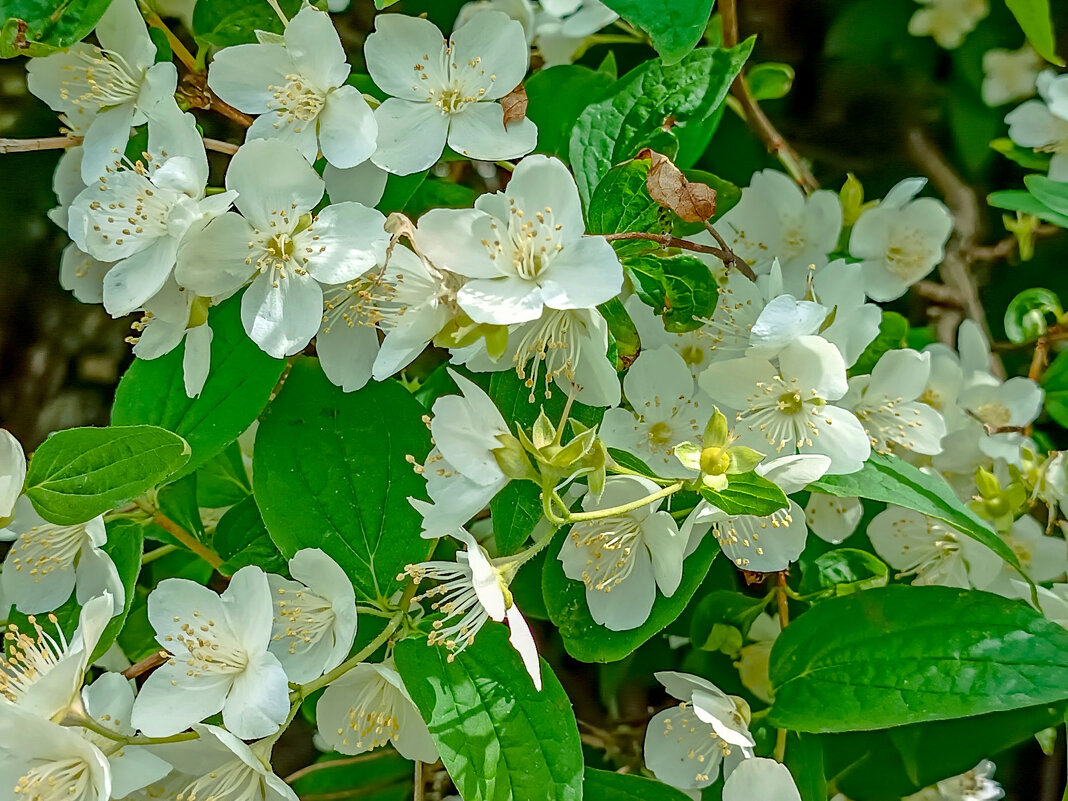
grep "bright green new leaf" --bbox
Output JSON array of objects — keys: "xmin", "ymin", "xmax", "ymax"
[
  {"xmin": 849, "ymin": 311, "xmax": 908, "ymax": 376},
  {"xmin": 601, "ymin": 0, "xmax": 715, "ymax": 65},
  {"xmin": 253, "ymin": 358, "xmax": 432, "ymax": 604},
  {"xmin": 747, "ymin": 62, "xmax": 795, "ymax": 100},
  {"xmin": 769, "ymin": 585, "xmax": 1068, "ymax": 731},
  {"xmin": 1005, "ymin": 0, "xmax": 1062, "ymax": 66},
  {"xmin": 1004, "ymin": 287, "xmax": 1063, "ymax": 343},
  {"xmin": 988, "ymin": 189, "xmax": 1068, "ymax": 228},
  {"xmin": 395, "ymin": 626, "xmax": 584, "ymax": 801},
  {"xmin": 699, "ymin": 470, "xmax": 790, "ymax": 517},
  {"xmin": 25, "ymin": 425, "xmax": 190, "ymax": 525}
]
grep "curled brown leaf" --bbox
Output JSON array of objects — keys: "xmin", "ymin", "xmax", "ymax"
[
  {"xmin": 637, "ymin": 147, "xmax": 717, "ymax": 223},
  {"xmin": 501, "ymin": 84, "xmax": 529, "ymax": 129}
]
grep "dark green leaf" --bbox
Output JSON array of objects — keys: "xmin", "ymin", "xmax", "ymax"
[
  {"xmin": 526, "ymin": 65, "xmax": 615, "ymax": 159},
  {"xmin": 785, "ymin": 733, "xmax": 828, "ymax": 801},
  {"xmin": 569, "ymin": 41, "xmax": 754, "ymax": 204},
  {"xmin": 0, "ymin": 0, "xmax": 110, "ymax": 57},
  {"xmin": 543, "ymin": 529, "xmax": 720, "ymax": 662},
  {"xmin": 798, "ymin": 548, "xmax": 889, "ymax": 596},
  {"xmin": 491, "ymin": 481, "xmax": 543, "ymax": 556},
  {"xmin": 769, "ymin": 586, "xmax": 1068, "ymax": 731},
  {"xmin": 253, "ymin": 358, "xmax": 432, "ymax": 604},
  {"xmin": 699, "ymin": 471, "xmax": 790, "ymax": 517},
  {"xmin": 587, "ymin": 159, "xmax": 671, "ymax": 239},
  {"xmin": 194, "ymin": 442, "xmax": 251, "ymax": 508},
  {"xmin": 111, "ymin": 294, "xmax": 285, "ymax": 478},
  {"xmin": 214, "ymin": 495, "xmax": 286, "ymax": 576},
  {"xmin": 26, "ymin": 426, "xmax": 190, "ymax": 525},
  {"xmin": 808, "ymin": 452, "xmax": 1021, "ymax": 570},
  {"xmin": 583, "ymin": 767, "xmax": 693, "ymax": 799},
  {"xmin": 601, "ymin": 0, "xmax": 714, "ymax": 65},
  {"xmin": 599, "ymin": 297, "xmax": 641, "ymax": 368},
  {"xmin": 626, "ymin": 253, "xmax": 718, "ymax": 333},
  {"xmin": 689, "ymin": 590, "xmax": 771, "ymax": 648},
  {"xmin": 849, "ymin": 311, "xmax": 908, "ymax": 376},
  {"xmin": 192, "ymin": 0, "xmax": 302, "ymax": 47},
  {"xmin": 1043, "ymin": 349, "xmax": 1068, "ymax": 427},
  {"xmin": 395, "ymin": 626, "xmax": 583, "ymax": 801},
  {"xmin": 287, "ymin": 751, "xmax": 413, "ymax": 801}
]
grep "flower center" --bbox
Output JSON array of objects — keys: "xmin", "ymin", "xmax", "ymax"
[
  {"xmin": 1, "ymin": 613, "xmax": 69, "ymax": 706},
  {"xmin": 405, "ymin": 556, "xmax": 491, "ymax": 660},
  {"xmin": 513, "ymin": 309, "xmax": 582, "ymax": 402},
  {"xmin": 647, "ymin": 422, "xmax": 674, "ymax": 448},
  {"xmin": 974, "ymin": 402, "xmax": 1012, "ymax": 428},
  {"xmin": 251, "ymin": 212, "xmax": 315, "ymax": 286},
  {"xmin": 679, "ymin": 343, "xmax": 705, "ymax": 367},
  {"xmin": 659, "ymin": 702, "xmax": 735, "ymax": 784},
  {"xmin": 165, "ymin": 614, "xmax": 249, "ymax": 678},
  {"xmin": 8, "ymin": 522, "xmax": 89, "ymax": 585},
  {"xmin": 336, "ymin": 674, "xmax": 405, "ymax": 752},
  {"xmin": 919, "ymin": 388, "xmax": 944, "ymax": 410},
  {"xmin": 777, "ymin": 391, "xmax": 805, "ymax": 415},
  {"xmin": 883, "ymin": 230, "xmax": 931, "ymax": 281},
  {"xmin": 15, "ymin": 757, "xmax": 95, "ymax": 801},
  {"xmin": 274, "ymin": 586, "xmax": 337, "ymax": 655},
  {"xmin": 268, "ymin": 74, "xmax": 327, "ymax": 128},
  {"xmin": 571, "ymin": 516, "xmax": 644, "ymax": 592},
  {"xmin": 435, "ymin": 85, "xmax": 479, "ymax": 114},
  {"xmin": 177, "ymin": 757, "xmax": 264, "ymax": 801},
  {"xmin": 60, "ymin": 48, "xmax": 142, "ymax": 110}
]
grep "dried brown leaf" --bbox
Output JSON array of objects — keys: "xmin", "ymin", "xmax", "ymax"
[
  {"xmin": 637, "ymin": 147, "xmax": 717, "ymax": 223},
  {"xmin": 501, "ymin": 84, "xmax": 529, "ymax": 129}
]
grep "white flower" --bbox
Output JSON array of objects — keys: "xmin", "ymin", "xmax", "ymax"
[
  {"xmin": 559, "ymin": 476, "xmax": 689, "ymax": 631},
  {"xmin": 323, "ymin": 160, "xmax": 389, "ymax": 208},
  {"xmin": 1, "ymin": 498, "xmax": 123, "ymax": 615},
  {"xmin": 26, "ymin": 0, "xmax": 178, "ymax": 183},
  {"xmin": 644, "ymin": 671, "xmax": 754, "ymax": 791},
  {"xmin": 804, "ymin": 494, "xmax": 863, "ymax": 544},
  {"xmin": 130, "ymin": 280, "xmax": 213, "ymax": 398},
  {"xmin": 318, "ymin": 245, "xmax": 459, "ymax": 392},
  {"xmin": 907, "ymin": 0, "xmax": 988, "ymax": 49},
  {"xmin": 535, "ymin": 1, "xmax": 619, "ymax": 66},
  {"xmin": 267, "ymin": 548, "xmax": 357, "ymax": 684},
  {"xmin": 1006, "ymin": 71, "xmax": 1068, "ymax": 179},
  {"xmin": 150, "ymin": 724, "xmax": 299, "ymax": 801},
  {"xmin": 601, "ymin": 348, "xmax": 711, "ymax": 478},
  {"xmin": 841, "ymin": 349, "xmax": 947, "ymax": 455},
  {"xmin": 0, "ymin": 703, "xmax": 112, "ymax": 801},
  {"xmin": 405, "ymin": 529, "xmax": 541, "ymax": 689},
  {"xmin": 458, "ymin": 0, "xmax": 537, "ymax": 43},
  {"xmin": 418, "ymin": 155, "xmax": 622, "ymax": 324},
  {"xmin": 625, "ymin": 296, "xmax": 717, "ymax": 379},
  {"xmin": 916, "ymin": 760, "xmax": 1005, "ymax": 801},
  {"xmin": 685, "ymin": 454, "xmax": 830, "ymax": 572},
  {"xmin": 810, "ymin": 260, "xmax": 882, "ymax": 368},
  {"xmin": 207, "ymin": 5, "xmax": 377, "ymax": 169},
  {"xmin": 699, "ymin": 169, "xmax": 842, "ymax": 287},
  {"xmin": 0, "ymin": 593, "xmax": 113, "ymax": 719},
  {"xmin": 60, "ymin": 244, "xmax": 112, "ymax": 306},
  {"xmin": 132, "ymin": 566, "xmax": 290, "ymax": 739},
  {"xmin": 452, "ymin": 306, "xmax": 621, "ymax": 406},
  {"xmin": 982, "ymin": 45, "xmax": 1041, "ymax": 107},
  {"xmin": 68, "ymin": 102, "xmax": 236, "ymax": 317},
  {"xmin": 957, "ymin": 375, "xmax": 1043, "ymax": 465},
  {"xmin": 849, "ymin": 177, "xmax": 954, "ymax": 301},
  {"xmin": 699, "ymin": 335, "xmax": 872, "ymax": 474},
  {"xmin": 364, "ymin": 11, "xmax": 537, "ymax": 175},
  {"xmin": 0, "ymin": 428, "xmax": 26, "ymax": 520},
  {"xmin": 80, "ymin": 674, "xmax": 172, "ymax": 798},
  {"xmin": 176, "ymin": 138, "xmax": 389, "ymax": 358},
  {"xmin": 983, "ymin": 515, "xmax": 1067, "ymax": 595},
  {"xmin": 315, "ymin": 659, "xmax": 438, "ymax": 761},
  {"xmin": 723, "ymin": 757, "xmax": 802, "ymax": 801},
  {"xmin": 867, "ymin": 506, "xmax": 1003, "ymax": 589}
]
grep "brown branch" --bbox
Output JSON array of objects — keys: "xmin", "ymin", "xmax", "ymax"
[
  {"xmin": 122, "ymin": 650, "xmax": 169, "ymax": 679},
  {"xmin": 719, "ymin": 0, "xmax": 819, "ymax": 194},
  {"xmin": 0, "ymin": 135, "xmax": 239, "ymax": 156},
  {"xmin": 702, "ymin": 220, "xmax": 757, "ymax": 279},
  {"xmin": 603, "ymin": 231, "xmax": 758, "ymax": 281},
  {"xmin": 134, "ymin": 499, "xmax": 223, "ymax": 570}
]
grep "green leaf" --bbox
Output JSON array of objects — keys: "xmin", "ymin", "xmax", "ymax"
[
  {"xmin": 191, "ymin": 0, "xmax": 302, "ymax": 47},
  {"xmin": 599, "ymin": 297, "xmax": 642, "ymax": 368},
  {"xmin": 988, "ymin": 189, "xmax": 1068, "ymax": 228},
  {"xmin": 601, "ymin": 0, "xmax": 714, "ymax": 65},
  {"xmin": 112, "ymin": 294, "xmax": 285, "ymax": 478},
  {"xmin": 491, "ymin": 482, "xmax": 544, "ymax": 556},
  {"xmin": 747, "ymin": 62, "xmax": 795, "ymax": 101},
  {"xmin": 849, "ymin": 311, "xmax": 908, "ymax": 376},
  {"xmin": 768, "ymin": 585, "xmax": 1068, "ymax": 731},
  {"xmin": 808, "ymin": 452, "xmax": 1021, "ymax": 571},
  {"xmin": 543, "ymin": 529, "xmax": 720, "ymax": 662},
  {"xmin": 526, "ymin": 65, "xmax": 615, "ymax": 159},
  {"xmin": 583, "ymin": 768, "xmax": 693, "ymax": 799},
  {"xmin": 287, "ymin": 751, "xmax": 413, "ymax": 801},
  {"xmin": 569, "ymin": 41, "xmax": 754, "ymax": 205},
  {"xmin": 214, "ymin": 495, "xmax": 286, "ymax": 576},
  {"xmin": 699, "ymin": 470, "xmax": 790, "ymax": 517},
  {"xmin": 253, "ymin": 358, "xmax": 432, "ymax": 604},
  {"xmin": 1043, "ymin": 350, "xmax": 1068, "ymax": 427},
  {"xmin": 1004, "ymin": 287, "xmax": 1063, "ymax": 343},
  {"xmin": 374, "ymin": 0, "xmax": 400, "ymax": 7},
  {"xmin": 1005, "ymin": 0, "xmax": 1062, "ymax": 65},
  {"xmin": 689, "ymin": 590, "xmax": 771, "ymax": 647},
  {"xmin": 194, "ymin": 442, "xmax": 251, "ymax": 508},
  {"xmin": 0, "ymin": 0, "xmax": 110, "ymax": 57},
  {"xmin": 25, "ymin": 425, "xmax": 190, "ymax": 525},
  {"xmin": 990, "ymin": 137, "xmax": 1052, "ymax": 170},
  {"xmin": 626, "ymin": 253, "xmax": 719, "ymax": 333},
  {"xmin": 587, "ymin": 159, "xmax": 672, "ymax": 240},
  {"xmin": 797, "ymin": 548, "xmax": 889, "ymax": 597},
  {"xmin": 394, "ymin": 626, "xmax": 583, "ymax": 801},
  {"xmin": 784, "ymin": 734, "xmax": 828, "ymax": 801},
  {"xmin": 1026, "ymin": 173, "xmax": 1068, "ymax": 215}
]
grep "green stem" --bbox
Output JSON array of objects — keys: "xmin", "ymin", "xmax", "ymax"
[
  {"xmin": 141, "ymin": 544, "xmax": 177, "ymax": 565},
  {"xmin": 565, "ymin": 482, "xmax": 684, "ymax": 523},
  {"xmin": 134, "ymin": 499, "xmax": 224, "ymax": 571},
  {"xmin": 606, "ymin": 463, "xmax": 679, "ymax": 486},
  {"xmin": 293, "ymin": 583, "xmax": 418, "ymax": 700}
]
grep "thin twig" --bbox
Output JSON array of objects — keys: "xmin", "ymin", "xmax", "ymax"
[
  {"xmin": 773, "ymin": 572, "xmax": 790, "ymax": 763},
  {"xmin": 134, "ymin": 499, "xmax": 224, "ymax": 570},
  {"xmin": 602, "ymin": 232, "xmax": 758, "ymax": 280},
  {"xmin": 414, "ymin": 761, "xmax": 424, "ymax": 801},
  {"xmin": 122, "ymin": 650, "xmax": 169, "ymax": 679},
  {"xmin": 142, "ymin": 8, "xmax": 197, "ymax": 73},
  {"xmin": 702, "ymin": 220, "xmax": 758, "ymax": 280},
  {"xmin": 0, "ymin": 135, "xmax": 239, "ymax": 156}
]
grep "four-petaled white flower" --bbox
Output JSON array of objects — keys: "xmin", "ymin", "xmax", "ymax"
[
  {"xmin": 365, "ymin": 11, "xmax": 537, "ymax": 175},
  {"xmin": 841, "ymin": 348, "xmax": 947, "ymax": 455},
  {"xmin": 1006, "ymin": 70, "xmax": 1068, "ymax": 180},
  {"xmin": 1, "ymin": 498, "xmax": 123, "ymax": 615},
  {"xmin": 26, "ymin": 0, "xmax": 178, "ymax": 183},
  {"xmin": 410, "ymin": 370, "xmax": 512, "ymax": 538},
  {"xmin": 983, "ymin": 514, "xmax": 1068, "ymax": 596},
  {"xmin": 644, "ymin": 671, "xmax": 755, "ymax": 791},
  {"xmin": 418, "ymin": 154, "xmax": 622, "ymax": 325},
  {"xmin": 405, "ymin": 529, "xmax": 541, "ymax": 689},
  {"xmin": 700, "ymin": 335, "xmax": 871, "ymax": 474},
  {"xmin": 907, "ymin": 0, "xmax": 988, "ymax": 49},
  {"xmin": 534, "ymin": 0, "xmax": 619, "ymax": 66},
  {"xmin": 867, "ymin": 506, "xmax": 1003, "ymax": 589},
  {"xmin": 267, "ymin": 548, "xmax": 357, "ymax": 684},
  {"xmin": 176, "ymin": 138, "xmax": 389, "ymax": 358},
  {"xmin": 559, "ymin": 476, "xmax": 689, "ymax": 631},
  {"xmin": 0, "ymin": 428, "xmax": 25, "ymax": 520},
  {"xmin": 601, "ymin": 347, "xmax": 711, "ymax": 478},
  {"xmin": 129, "ymin": 280, "xmax": 213, "ymax": 398},
  {"xmin": 69, "ymin": 102, "xmax": 236, "ymax": 317},
  {"xmin": 810, "ymin": 259, "xmax": 882, "ymax": 367},
  {"xmin": 849, "ymin": 177, "xmax": 954, "ymax": 302},
  {"xmin": 132, "ymin": 566, "xmax": 290, "ymax": 739},
  {"xmin": 626, "ymin": 295, "xmax": 718, "ymax": 379},
  {"xmin": 804, "ymin": 493, "xmax": 863, "ymax": 544},
  {"xmin": 315, "ymin": 659, "xmax": 438, "ymax": 762},
  {"xmin": 208, "ymin": 5, "xmax": 377, "ymax": 170},
  {"xmin": 723, "ymin": 757, "xmax": 802, "ymax": 801},
  {"xmin": 982, "ymin": 45, "xmax": 1041, "ymax": 107}
]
